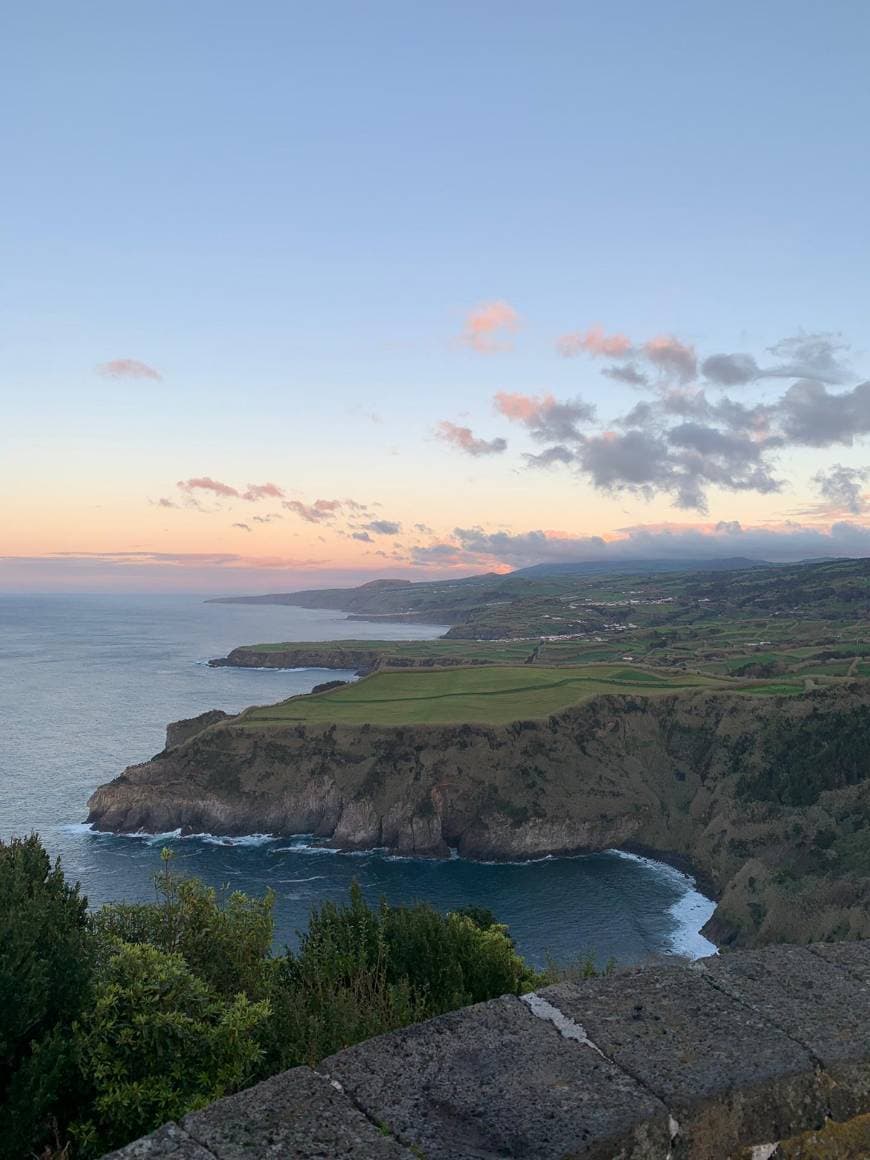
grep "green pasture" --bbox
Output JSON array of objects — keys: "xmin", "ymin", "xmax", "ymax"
[{"xmin": 235, "ymin": 663, "xmax": 800, "ymax": 728}]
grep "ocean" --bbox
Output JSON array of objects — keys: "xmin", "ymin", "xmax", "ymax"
[{"xmin": 0, "ymin": 593, "xmax": 715, "ymax": 967}]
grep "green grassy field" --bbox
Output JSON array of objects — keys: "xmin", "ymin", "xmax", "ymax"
[{"xmin": 234, "ymin": 664, "xmax": 802, "ymax": 728}]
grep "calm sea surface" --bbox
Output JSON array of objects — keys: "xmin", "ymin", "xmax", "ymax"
[{"xmin": 0, "ymin": 593, "xmax": 715, "ymax": 966}]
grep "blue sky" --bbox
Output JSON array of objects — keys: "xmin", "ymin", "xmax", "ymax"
[{"xmin": 3, "ymin": 1, "xmax": 870, "ymax": 590}]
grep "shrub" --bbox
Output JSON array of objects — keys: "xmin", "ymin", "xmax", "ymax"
[
  {"xmin": 264, "ymin": 883, "xmax": 543, "ymax": 1070},
  {"xmin": 0, "ymin": 834, "xmax": 93, "ymax": 1159},
  {"xmin": 72, "ymin": 943, "xmax": 269, "ymax": 1158},
  {"xmin": 95, "ymin": 850, "xmax": 274, "ymax": 1001}
]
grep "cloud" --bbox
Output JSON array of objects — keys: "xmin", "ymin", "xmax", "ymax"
[
  {"xmin": 232, "ymin": 522, "xmax": 252, "ymax": 532},
  {"xmin": 461, "ymin": 300, "xmax": 520, "ymax": 353},
  {"xmin": 409, "ymin": 520, "xmax": 870, "ymax": 570},
  {"xmin": 766, "ymin": 332, "xmax": 850, "ymax": 384},
  {"xmin": 96, "ymin": 358, "xmax": 162, "ymax": 381},
  {"xmin": 242, "ymin": 482, "xmax": 285, "ymax": 501},
  {"xmin": 602, "ymin": 364, "xmax": 649, "ymax": 387},
  {"xmin": 252, "ymin": 513, "xmax": 282, "ymax": 524},
  {"xmin": 556, "ymin": 325, "xmax": 632, "ymax": 359},
  {"xmin": 152, "ymin": 497, "xmax": 179, "ymax": 509},
  {"xmin": 352, "ymin": 531, "xmax": 373, "ymax": 542},
  {"xmin": 177, "ymin": 476, "xmax": 241, "ymax": 499},
  {"xmin": 525, "ymin": 445, "xmax": 575, "ymax": 468},
  {"xmin": 494, "ymin": 391, "xmax": 596, "ymax": 443},
  {"xmin": 436, "ymin": 421, "xmax": 507, "ymax": 456},
  {"xmin": 813, "ymin": 464, "xmax": 869, "ymax": 515},
  {"xmin": 283, "ymin": 499, "xmax": 338, "ymax": 523},
  {"xmin": 642, "ymin": 335, "xmax": 697, "ymax": 382},
  {"xmin": 364, "ymin": 519, "xmax": 401, "ymax": 535},
  {"xmin": 701, "ymin": 353, "xmax": 760, "ymax": 387},
  {"xmin": 777, "ymin": 379, "xmax": 870, "ymax": 446}
]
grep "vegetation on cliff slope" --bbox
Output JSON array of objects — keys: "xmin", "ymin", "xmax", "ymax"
[{"xmin": 1, "ymin": 838, "xmax": 552, "ymax": 1159}]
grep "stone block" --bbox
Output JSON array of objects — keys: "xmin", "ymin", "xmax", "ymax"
[
  {"xmin": 101, "ymin": 1123, "xmax": 214, "ymax": 1159},
  {"xmin": 699, "ymin": 944, "xmax": 870, "ymax": 1120},
  {"xmin": 323, "ymin": 994, "xmax": 671, "ymax": 1159},
  {"xmin": 809, "ymin": 939, "xmax": 870, "ymax": 986},
  {"xmin": 541, "ymin": 964, "xmax": 825, "ymax": 1159},
  {"xmin": 181, "ymin": 1066, "xmax": 414, "ymax": 1159}
]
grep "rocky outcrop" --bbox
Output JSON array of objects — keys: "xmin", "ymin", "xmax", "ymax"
[
  {"xmin": 87, "ymin": 684, "xmax": 870, "ymax": 946},
  {"xmin": 164, "ymin": 710, "xmax": 230, "ymax": 750}
]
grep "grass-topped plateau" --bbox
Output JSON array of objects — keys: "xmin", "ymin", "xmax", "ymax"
[{"xmin": 235, "ymin": 663, "xmax": 807, "ymax": 727}]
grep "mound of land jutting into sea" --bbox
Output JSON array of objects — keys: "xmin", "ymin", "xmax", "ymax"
[{"xmin": 87, "ymin": 666, "xmax": 870, "ymax": 949}]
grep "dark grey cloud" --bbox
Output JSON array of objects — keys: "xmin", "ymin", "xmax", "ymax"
[
  {"xmin": 778, "ymin": 379, "xmax": 870, "ymax": 446},
  {"xmin": 493, "ymin": 392, "xmax": 595, "ymax": 444},
  {"xmin": 813, "ymin": 464, "xmax": 869, "ymax": 515},
  {"xmin": 702, "ymin": 353, "xmax": 760, "ymax": 386},
  {"xmin": 602, "ymin": 364, "xmax": 649, "ymax": 387},
  {"xmin": 364, "ymin": 519, "xmax": 402, "ymax": 535},
  {"xmin": 352, "ymin": 531, "xmax": 373, "ymax": 542},
  {"xmin": 525, "ymin": 445, "xmax": 575, "ymax": 468}
]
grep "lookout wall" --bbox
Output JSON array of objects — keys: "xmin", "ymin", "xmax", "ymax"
[{"xmin": 104, "ymin": 940, "xmax": 870, "ymax": 1159}]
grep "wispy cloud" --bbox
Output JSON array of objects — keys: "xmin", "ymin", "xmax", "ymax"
[
  {"xmin": 232, "ymin": 522, "xmax": 252, "ymax": 532},
  {"xmin": 461, "ymin": 300, "xmax": 520, "ymax": 353},
  {"xmin": 435, "ymin": 420, "xmax": 507, "ymax": 456},
  {"xmin": 242, "ymin": 482, "xmax": 285, "ymax": 501},
  {"xmin": 96, "ymin": 358, "xmax": 162, "ymax": 381},
  {"xmin": 557, "ymin": 325, "xmax": 632, "ymax": 359},
  {"xmin": 177, "ymin": 476, "xmax": 240, "ymax": 498},
  {"xmin": 364, "ymin": 519, "xmax": 401, "ymax": 535}
]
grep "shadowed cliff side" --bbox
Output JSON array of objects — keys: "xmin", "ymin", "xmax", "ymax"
[{"xmin": 88, "ymin": 684, "xmax": 870, "ymax": 948}]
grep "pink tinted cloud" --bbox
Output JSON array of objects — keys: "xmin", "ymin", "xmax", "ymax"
[
  {"xmin": 643, "ymin": 335, "xmax": 697, "ymax": 381},
  {"xmin": 493, "ymin": 391, "xmax": 557, "ymax": 424},
  {"xmin": 97, "ymin": 358, "xmax": 162, "ymax": 381},
  {"xmin": 282, "ymin": 498, "xmax": 344, "ymax": 523},
  {"xmin": 556, "ymin": 325, "xmax": 633, "ymax": 359},
  {"xmin": 242, "ymin": 482, "xmax": 285, "ymax": 501},
  {"xmin": 177, "ymin": 476, "xmax": 241, "ymax": 498},
  {"xmin": 461, "ymin": 300, "xmax": 520, "ymax": 353},
  {"xmin": 435, "ymin": 421, "xmax": 507, "ymax": 456}
]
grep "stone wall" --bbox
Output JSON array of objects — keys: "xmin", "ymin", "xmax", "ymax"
[{"xmin": 104, "ymin": 941, "xmax": 870, "ymax": 1159}]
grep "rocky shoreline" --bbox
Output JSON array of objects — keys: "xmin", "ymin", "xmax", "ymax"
[{"xmin": 87, "ymin": 683, "xmax": 870, "ymax": 947}]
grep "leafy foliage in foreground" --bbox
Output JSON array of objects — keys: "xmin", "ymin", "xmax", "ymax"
[
  {"xmin": 0, "ymin": 835, "xmax": 93, "ymax": 1160},
  {"xmin": 0, "ymin": 839, "xmax": 573, "ymax": 1159}
]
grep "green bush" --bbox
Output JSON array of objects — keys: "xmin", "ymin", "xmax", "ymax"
[
  {"xmin": 0, "ymin": 834, "xmax": 93, "ymax": 1159},
  {"xmin": 95, "ymin": 850, "xmax": 274, "ymax": 1001},
  {"xmin": 72, "ymin": 943, "xmax": 269, "ymax": 1157},
  {"xmin": 264, "ymin": 883, "xmax": 543, "ymax": 1069}
]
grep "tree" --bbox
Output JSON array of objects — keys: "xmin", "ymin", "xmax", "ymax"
[{"xmin": 0, "ymin": 835, "xmax": 93, "ymax": 1158}]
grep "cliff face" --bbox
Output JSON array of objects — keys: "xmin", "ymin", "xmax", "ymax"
[
  {"xmin": 209, "ymin": 646, "xmax": 494, "ymax": 672},
  {"xmin": 87, "ymin": 685, "xmax": 870, "ymax": 947}
]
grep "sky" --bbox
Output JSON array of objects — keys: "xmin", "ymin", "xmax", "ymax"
[{"xmin": 2, "ymin": 0, "xmax": 870, "ymax": 592}]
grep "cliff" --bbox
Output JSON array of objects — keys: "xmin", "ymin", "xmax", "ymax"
[{"xmin": 87, "ymin": 683, "xmax": 870, "ymax": 947}]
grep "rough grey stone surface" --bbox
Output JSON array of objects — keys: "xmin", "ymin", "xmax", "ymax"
[
  {"xmin": 540, "ymin": 965, "xmax": 826, "ymax": 1159},
  {"xmin": 101, "ymin": 1123, "xmax": 215, "ymax": 1159},
  {"xmin": 698, "ymin": 944, "xmax": 870, "ymax": 1120},
  {"xmin": 181, "ymin": 1067, "xmax": 414, "ymax": 1159},
  {"xmin": 322, "ymin": 994, "xmax": 672, "ymax": 1159},
  {"xmin": 809, "ymin": 938, "xmax": 870, "ymax": 986}
]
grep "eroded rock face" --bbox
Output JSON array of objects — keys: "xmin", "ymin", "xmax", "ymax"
[
  {"xmin": 87, "ymin": 685, "xmax": 870, "ymax": 947},
  {"xmin": 165, "ymin": 710, "xmax": 230, "ymax": 751}
]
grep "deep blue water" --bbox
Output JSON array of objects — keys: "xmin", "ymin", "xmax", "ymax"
[{"xmin": 0, "ymin": 594, "xmax": 715, "ymax": 967}]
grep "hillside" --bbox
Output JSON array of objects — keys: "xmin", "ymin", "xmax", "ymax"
[{"xmin": 88, "ymin": 676, "xmax": 870, "ymax": 949}]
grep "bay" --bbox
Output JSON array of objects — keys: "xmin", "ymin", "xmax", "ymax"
[{"xmin": 0, "ymin": 593, "xmax": 715, "ymax": 967}]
